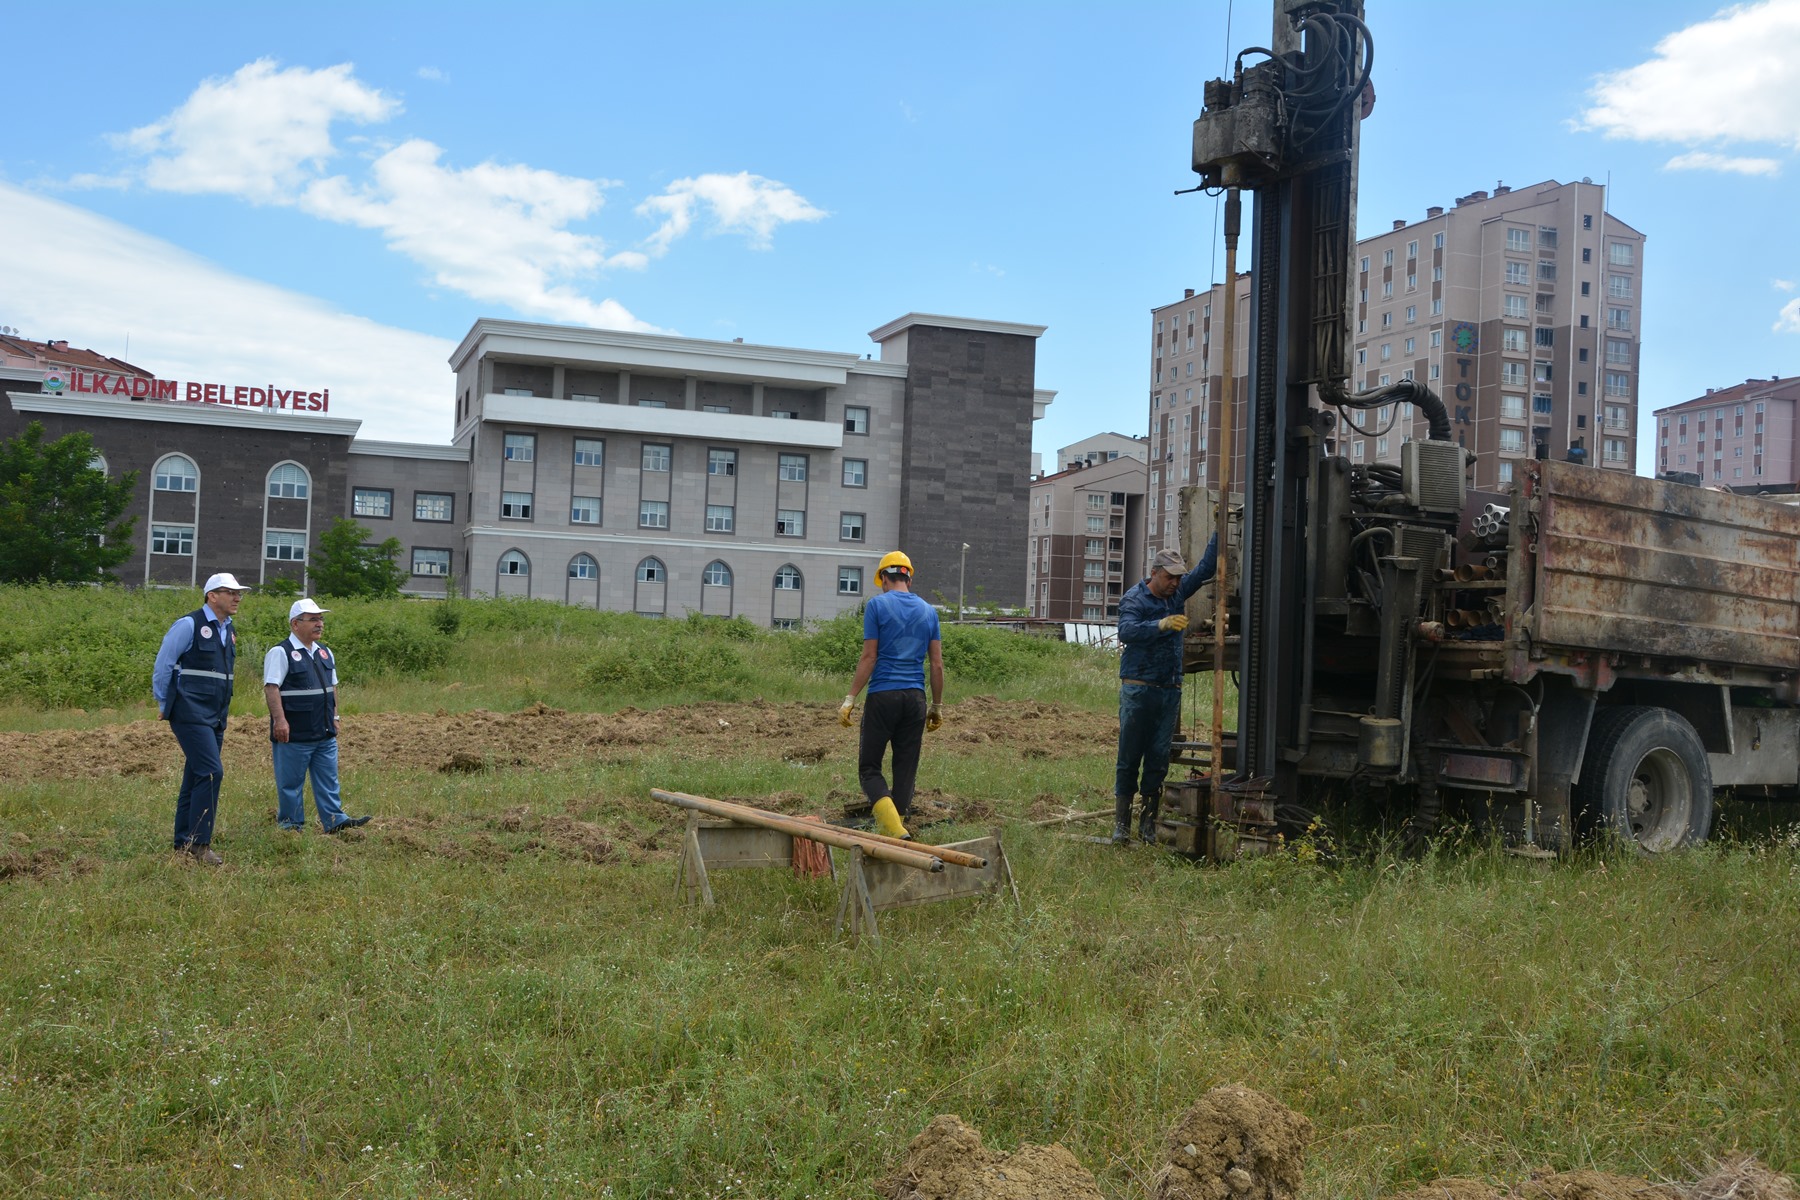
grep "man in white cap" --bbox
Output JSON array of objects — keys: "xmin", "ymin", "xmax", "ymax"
[
  {"xmin": 1113, "ymin": 535, "xmax": 1217, "ymax": 845},
  {"xmin": 151, "ymin": 572, "xmax": 249, "ymax": 864},
  {"xmin": 264, "ymin": 598, "xmax": 370, "ymax": 835}
]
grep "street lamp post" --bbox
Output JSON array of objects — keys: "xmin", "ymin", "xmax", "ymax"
[{"xmin": 957, "ymin": 542, "xmax": 971, "ymax": 622}]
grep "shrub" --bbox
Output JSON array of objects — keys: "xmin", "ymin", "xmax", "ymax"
[
  {"xmin": 329, "ymin": 617, "xmax": 450, "ymax": 677},
  {"xmin": 581, "ymin": 632, "xmax": 748, "ymax": 697},
  {"xmin": 785, "ymin": 608, "xmax": 866, "ymax": 676}
]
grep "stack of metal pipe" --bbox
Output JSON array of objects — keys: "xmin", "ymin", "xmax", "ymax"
[{"xmin": 1471, "ymin": 503, "xmax": 1510, "ymax": 543}]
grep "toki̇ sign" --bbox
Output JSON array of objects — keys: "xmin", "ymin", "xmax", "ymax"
[{"xmin": 42, "ymin": 368, "xmax": 331, "ymax": 413}]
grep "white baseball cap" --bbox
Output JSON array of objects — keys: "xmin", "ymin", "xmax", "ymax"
[
  {"xmin": 289, "ymin": 598, "xmax": 331, "ymax": 620},
  {"xmin": 202, "ymin": 572, "xmax": 250, "ymax": 593}
]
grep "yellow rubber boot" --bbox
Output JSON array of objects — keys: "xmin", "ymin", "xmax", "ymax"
[{"xmin": 872, "ymin": 796, "xmax": 911, "ymax": 841}]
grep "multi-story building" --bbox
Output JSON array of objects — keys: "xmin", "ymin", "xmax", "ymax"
[
  {"xmin": 0, "ymin": 313, "xmax": 1049, "ymax": 624},
  {"xmin": 1146, "ymin": 179, "xmax": 1644, "ymax": 558},
  {"xmin": 1025, "ymin": 449, "xmax": 1146, "ymax": 621},
  {"xmin": 1056, "ymin": 431, "xmax": 1148, "ymax": 472},
  {"xmin": 1654, "ymin": 376, "xmax": 1800, "ymax": 489}
]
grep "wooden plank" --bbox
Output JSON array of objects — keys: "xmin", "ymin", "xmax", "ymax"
[{"xmin": 694, "ymin": 822, "xmax": 795, "ymax": 870}]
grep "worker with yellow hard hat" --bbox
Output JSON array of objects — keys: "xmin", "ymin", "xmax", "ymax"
[{"xmin": 838, "ymin": 550, "xmax": 945, "ymax": 840}]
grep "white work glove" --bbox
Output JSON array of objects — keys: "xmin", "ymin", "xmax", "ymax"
[
  {"xmin": 1159, "ymin": 614, "xmax": 1190, "ymax": 632},
  {"xmin": 838, "ymin": 694, "xmax": 856, "ymax": 727}
]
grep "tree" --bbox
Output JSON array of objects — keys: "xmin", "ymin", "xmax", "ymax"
[
  {"xmin": 0, "ymin": 421, "xmax": 137, "ymax": 584},
  {"xmin": 309, "ymin": 516, "xmax": 407, "ymax": 598}
]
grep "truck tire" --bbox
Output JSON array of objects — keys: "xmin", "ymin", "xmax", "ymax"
[{"xmin": 1575, "ymin": 705, "xmax": 1713, "ymax": 852}]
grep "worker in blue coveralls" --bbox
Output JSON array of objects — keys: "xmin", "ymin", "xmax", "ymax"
[
  {"xmin": 151, "ymin": 572, "xmax": 249, "ymax": 865},
  {"xmin": 1114, "ymin": 535, "xmax": 1218, "ymax": 845},
  {"xmin": 264, "ymin": 598, "xmax": 371, "ymax": 836},
  {"xmin": 838, "ymin": 550, "xmax": 945, "ymax": 841}
]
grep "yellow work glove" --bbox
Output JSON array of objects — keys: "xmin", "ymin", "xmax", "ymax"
[
  {"xmin": 838, "ymin": 694, "xmax": 856, "ymax": 727},
  {"xmin": 1159, "ymin": 613, "xmax": 1190, "ymax": 632},
  {"xmin": 926, "ymin": 704, "xmax": 942, "ymax": 732}
]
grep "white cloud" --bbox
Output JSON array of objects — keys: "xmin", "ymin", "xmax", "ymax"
[
  {"xmin": 1777, "ymin": 297, "xmax": 1800, "ymax": 334},
  {"xmin": 416, "ymin": 66, "xmax": 448, "ymax": 82},
  {"xmin": 1579, "ymin": 1, "xmax": 1800, "ymax": 150},
  {"xmin": 0, "ymin": 182, "xmax": 454, "ymax": 443},
  {"xmin": 1775, "ymin": 279, "xmax": 1797, "ymax": 292},
  {"xmin": 120, "ymin": 60, "xmax": 397, "ymax": 202},
  {"xmin": 1664, "ymin": 150, "xmax": 1782, "ymax": 175},
  {"xmin": 636, "ymin": 172, "xmax": 827, "ymax": 256},
  {"xmin": 302, "ymin": 140, "xmax": 656, "ymax": 330}
]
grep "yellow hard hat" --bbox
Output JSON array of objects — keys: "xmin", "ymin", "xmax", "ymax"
[{"xmin": 877, "ymin": 550, "xmax": 913, "ymax": 579}]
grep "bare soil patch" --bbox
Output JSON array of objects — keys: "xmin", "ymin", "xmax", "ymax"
[{"xmin": 881, "ymin": 1113, "xmax": 1105, "ymax": 1200}]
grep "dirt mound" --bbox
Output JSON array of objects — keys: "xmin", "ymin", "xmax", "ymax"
[
  {"xmin": 881, "ymin": 1114, "xmax": 1104, "ymax": 1200},
  {"xmin": 1152, "ymin": 1085, "xmax": 1312, "ymax": 1200},
  {"xmin": 1688, "ymin": 1157, "xmax": 1797, "ymax": 1200},
  {"xmin": 1386, "ymin": 1180, "xmax": 1506, "ymax": 1200},
  {"xmin": 1519, "ymin": 1171, "xmax": 1681, "ymax": 1200},
  {"xmin": 0, "ymin": 844, "xmax": 99, "ymax": 883},
  {"xmin": 1387, "ymin": 1157, "xmax": 1796, "ymax": 1200},
  {"xmin": 0, "ymin": 699, "xmax": 1113, "ymax": 783}
]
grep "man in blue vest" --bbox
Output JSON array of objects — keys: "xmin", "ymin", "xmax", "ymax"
[
  {"xmin": 838, "ymin": 550, "xmax": 944, "ymax": 841},
  {"xmin": 264, "ymin": 598, "xmax": 371, "ymax": 835},
  {"xmin": 152, "ymin": 572, "xmax": 249, "ymax": 865},
  {"xmin": 1114, "ymin": 535, "xmax": 1218, "ymax": 845}
]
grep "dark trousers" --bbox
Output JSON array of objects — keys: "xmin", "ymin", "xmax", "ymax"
[
  {"xmin": 1115, "ymin": 683, "xmax": 1182, "ymax": 802},
  {"xmin": 171, "ymin": 720, "xmax": 226, "ymax": 848},
  {"xmin": 859, "ymin": 689, "xmax": 927, "ymax": 814}
]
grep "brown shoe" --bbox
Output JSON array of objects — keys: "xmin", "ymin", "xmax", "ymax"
[{"xmin": 189, "ymin": 845, "xmax": 223, "ymax": 866}]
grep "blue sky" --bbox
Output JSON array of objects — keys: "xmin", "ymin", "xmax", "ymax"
[{"xmin": 3, "ymin": 1, "xmax": 1796, "ymax": 471}]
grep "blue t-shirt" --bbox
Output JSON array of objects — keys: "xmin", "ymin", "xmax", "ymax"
[{"xmin": 863, "ymin": 589, "xmax": 942, "ymax": 694}]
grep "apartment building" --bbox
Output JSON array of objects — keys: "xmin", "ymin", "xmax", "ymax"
[
  {"xmin": 1654, "ymin": 375, "xmax": 1800, "ymax": 489},
  {"xmin": 1025, "ymin": 450, "xmax": 1146, "ymax": 621},
  {"xmin": 1056, "ymin": 431, "xmax": 1148, "ymax": 472},
  {"xmin": 1146, "ymin": 179, "xmax": 1644, "ymax": 557}
]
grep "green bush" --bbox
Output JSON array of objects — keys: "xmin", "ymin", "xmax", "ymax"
[
  {"xmin": 784, "ymin": 608, "xmax": 865, "ymax": 676},
  {"xmin": 581, "ymin": 632, "xmax": 748, "ymax": 696},
  {"xmin": 939, "ymin": 623, "xmax": 1071, "ymax": 684},
  {"xmin": 329, "ymin": 616, "xmax": 450, "ymax": 677}
]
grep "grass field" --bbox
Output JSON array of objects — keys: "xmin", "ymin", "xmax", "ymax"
[{"xmin": 1, "ymin": 590, "xmax": 1796, "ymax": 1198}]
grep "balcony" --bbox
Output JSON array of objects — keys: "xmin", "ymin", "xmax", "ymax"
[{"xmin": 482, "ymin": 393, "xmax": 843, "ymax": 450}]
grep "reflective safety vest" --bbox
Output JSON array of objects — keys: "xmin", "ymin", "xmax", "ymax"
[
  {"xmin": 168, "ymin": 608, "xmax": 235, "ymax": 725},
  {"xmin": 274, "ymin": 642, "xmax": 337, "ymax": 743}
]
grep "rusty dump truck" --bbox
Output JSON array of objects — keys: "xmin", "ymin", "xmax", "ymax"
[{"xmin": 1171, "ymin": 454, "xmax": 1800, "ymax": 857}]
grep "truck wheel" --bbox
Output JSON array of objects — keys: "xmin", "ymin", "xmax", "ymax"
[{"xmin": 1576, "ymin": 706, "xmax": 1713, "ymax": 852}]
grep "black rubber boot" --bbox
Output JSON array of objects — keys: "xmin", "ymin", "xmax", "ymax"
[
  {"xmin": 1139, "ymin": 793, "xmax": 1161, "ymax": 844},
  {"xmin": 1111, "ymin": 795, "xmax": 1132, "ymax": 845}
]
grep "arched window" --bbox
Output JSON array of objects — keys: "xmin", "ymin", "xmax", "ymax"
[
  {"xmin": 636, "ymin": 557, "xmax": 665, "ymax": 583},
  {"xmin": 499, "ymin": 550, "xmax": 530, "ymax": 576},
  {"xmin": 703, "ymin": 560, "xmax": 732, "ymax": 587},
  {"xmin": 267, "ymin": 462, "xmax": 310, "ymax": 499},
  {"xmin": 774, "ymin": 564, "xmax": 802, "ymax": 591},
  {"xmin": 568, "ymin": 553, "xmax": 598, "ymax": 580},
  {"xmin": 88, "ymin": 453, "xmax": 108, "ymax": 475},
  {"xmin": 153, "ymin": 455, "xmax": 198, "ymax": 492}
]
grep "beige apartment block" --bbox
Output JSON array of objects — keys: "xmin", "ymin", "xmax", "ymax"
[
  {"xmin": 1025, "ymin": 453, "xmax": 1146, "ymax": 621},
  {"xmin": 1654, "ymin": 375, "xmax": 1800, "ymax": 490}
]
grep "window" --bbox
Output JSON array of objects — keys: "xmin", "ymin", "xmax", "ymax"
[
  {"xmin": 843, "ymin": 458, "xmax": 867, "ymax": 487},
  {"xmin": 1609, "ymin": 274, "xmax": 1633, "ymax": 298},
  {"xmin": 1534, "ymin": 362, "xmax": 1553, "ymax": 383},
  {"xmin": 415, "ymin": 493, "xmax": 454, "ymax": 522},
  {"xmin": 779, "ymin": 454, "xmax": 808, "ymax": 482},
  {"xmin": 1538, "ymin": 261, "xmax": 1557, "ymax": 282},
  {"xmin": 1359, "ymin": 256, "xmax": 1370, "ymax": 272},
  {"xmin": 1380, "ymin": 343, "xmax": 1392, "ymax": 361},
  {"xmin": 1502, "ymin": 394, "xmax": 1525, "ymax": 419},
  {"xmin": 1534, "ymin": 394, "xmax": 1554, "ymax": 415},
  {"xmin": 840, "ymin": 512, "xmax": 865, "ymax": 542},
  {"xmin": 707, "ymin": 448, "xmax": 737, "ymax": 476},
  {"xmin": 498, "ymin": 551, "xmax": 529, "ymax": 576},
  {"xmin": 1502, "ymin": 363, "xmax": 1526, "ymax": 386},
  {"xmin": 1500, "ymin": 428, "xmax": 1526, "ymax": 453},
  {"xmin": 636, "ymin": 557, "xmax": 665, "ymax": 583},
  {"xmin": 1356, "ymin": 349, "xmax": 1367, "ymax": 366},
  {"xmin": 1382, "ymin": 280, "xmax": 1394, "ymax": 298},
  {"xmin": 1606, "ymin": 373, "xmax": 1631, "ymax": 398},
  {"xmin": 1536, "ymin": 328, "xmax": 1555, "ymax": 347},
  {"xmin": 1503, "ymin": 329, "xmax": 1527, "ymax": 352},
  {"xmin": 1407, "ymin": 240, "xmax": 1418, "ymax": 259},
  {"xmin": 641, "ymin": 443, "xmax": 671, "ymax": 472},
  {"xmin": 1506, "ymin": 261, "xmax": 1530, "ymax": 285},
  {"xmin": 1405, "ymin": 305, "xmax": 1416, "ymax": 323},
  {"xmin": 1539, "ymin": 227, "xmax": 1558, "ymax": 248},
  {"xmin": 636, "ymin": 399, "xmax": 667, "ymax": 408},
  {"xmin": 1506, "ymin": 227, "xmax": 1531, "ymax": 252},
  {"xmin": 639, "ymin": 500, "xmax": 670, "ymax": 529},
  {"xmin": 412, "ymin": 548, "xmax": 450, "ymax": 576},
  {"xmin": 1085, "ymin": 538, "xmax": 1104, "ymax": 555},
  {"xmin": 1499, "ymin": 461, "xmax": 1514, "ymax": 484},
  {"xmin": 569, "ymin": 392, "xmax": 600, "ymax": 403},
  {"xmin": 703, "ymin": 561, "xmax": 732, "ymax": 587},
  {"xmin": 1607, "ymin": 307, "xmax": 1632, "ymax": 331},
  {"xmin": 770, "ymin": 409, "xmax": 798, "ymax": 420},
  {"xmin": 1086, "ymin": 515, "xmax": 1105, "ymax": 533},
  {"xmin": 1433, "ymin": 266, "xmax": 1443, "ymax": 281},
  {"xmin": 1608, "ymin": 242, "xmax": 1635, "ymax": 266},
  {"xmin": 501, "ymin": 491, "xmax": 533, "ymax": 520},
  {"xmin": 1430, "ymin": 330, "xmax": 1442, "ymax": 348},
  {"xmin": 776, "ymin": 509, "xmax": 805, "ymax": 536},
  {"xmin": 1087, "ymin": 493, "xmax": 1106, "ymax": 509},
  {"xmin": 1582, "ymin": 248, "xmax": 1592, "ymax": 262},
  {"xmin": 702, "ymin": 404, "xmax": 731, "ymax": 414},
  {"xmin": 568, "ymin": 554, "xmax": 597, "ymax": 580},
  {"xmin": 1604, "ymin": 438, "xmax": 1629, "ymax": 463},
  {"xmin": 1404, "ymin": 338, "xmax": 1415, "ymax": 355},
  {"xmin": 267, "ymin": 463, "xmax": 309, "ymax": 499},
  {"xmin": 1381, "ymin": 312, "xmax": 1393, "ymax": 328},
  {"xmin": 1607, "ymin": 404, "xmax": 1631, "ymax": 428},
  {"xmin": 265, "ymin": 530, "xmax": 306, "ymax": 561},
  {"xmin": 844, "ymin": 406, "xmax": 870, "ymax": 435},
  {"xmin": 838, "ymin": 568, "xmax": 862, "ymax": 596},
  {"xmin": 571, "ymin": 496, "xmax": 600, "ymax": 524},
  {"xmin": 1384, "ymin": 249, "xmax": 1394, "ymax": 266},
  {"xmin": 1504, "ymin": 295, "xmax": 1527, "ymax": 319},
  {"xmin": 1377, "ymin": 437, "xmax": 1390, "ymax": 456},
  {"xmin": 503, "ymin": 433, "xmax": 535, "ymax": 462},
  {"xmin": 151, "ymin": 524, "xmax": 194, "ymax": 555},
  {"xmin": 774, "ymin": 565, "xmax": 802, "ymax": 591},
  {"xmin": 1431, "ymin": 299, "xmax": 1443, "ymax": 315},
  {"xmin": 1433, "ymin": 232, "xmax": 1444, "ymax": 249},
  {"xmin": 1581, "ymin": 282, "xmax": 1591, "ymax": 296},
  {"xmin": 574, "ymin": 439, "xmax": 604, "ymax": 467},
  {"xmin": 1537, "ymin": 293, "xmax": 1556, "ymax": 313},
  {"xmin": 705, "ymin": 504, "xmax": 735, "ymax": 532},
  {"xmin": 352, "ymin": 488, "xmax": 393, "ymax": 518}
]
